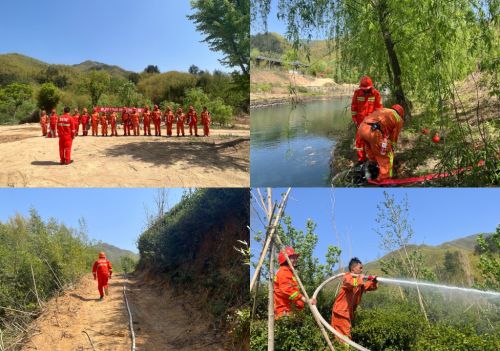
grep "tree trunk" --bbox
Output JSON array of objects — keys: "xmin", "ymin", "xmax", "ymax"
[{"xmin": 376, "ymin": 0, "xmax": 411, "ymax": 117}]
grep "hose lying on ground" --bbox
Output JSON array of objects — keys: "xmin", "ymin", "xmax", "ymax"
[
  {"xmin": 310, "ymin": 273, "xmax": 371, "ymax": 351},
  {"xmin": 123, "ymin": 285, "xmax": 136, "ymax": 351}
]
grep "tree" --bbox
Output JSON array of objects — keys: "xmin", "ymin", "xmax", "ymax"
[
  {"xmin": 188, "ymin": 65, "xmax": 201, "ymax": 75},
  {"xmin": 37, "ymin": 83, "xmax": 61, "ymax": 111},
  {"xmin": 0, "ymin": 83, "xmax": 33, "ymax": 119},
  {"xmin": 80, "ymin": 70, "xmax": 110, "ymax": 106},
  {"xmin": 144, "ymin": 65, "xmax": 160, "ymax": 74},
  {"xmin": 476, "ymin": 225, "xmax": 500, "ymax": 291},
  {"xmin": 188, "ymin": 0, "xmax": 250, "ymax": 76},
  {"xmin": 120, "ymin": 256, "xmax": 136, "ymax": 274}
]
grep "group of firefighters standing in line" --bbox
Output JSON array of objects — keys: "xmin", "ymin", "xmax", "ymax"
[
  {"xmin": 274, "ymin": 246, "xmax": 378, "ymax": 342},
  {"xmin": 39, "ymin": 105, "xmax": 212, "ymax": 139},
  {"xmin": 351, "ymin": 75, "xmax": 406, "ymax": 181}
]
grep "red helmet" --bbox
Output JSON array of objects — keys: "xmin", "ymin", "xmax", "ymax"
[
  {"xmin": 98, "ymin": 252, "xmax": 106, "ymax": 258},
  {"xmin": 392, "ymin": 104, "xmax": 405, "ymax": 119},
  {"xmin": 359, "ymin": 76, "xmax": 373, "ymax": 89},
  {"xmin": 278, "ymin": 247, "xmax": 299, "ymax": 265}
]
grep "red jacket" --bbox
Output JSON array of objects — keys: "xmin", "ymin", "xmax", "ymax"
[
  {"xmin": 274, "ymin": 265, "xmax": 304, "ymax": 318},
  {"xmin": 351, "ymin": 88, "xmax": 382, "ymax": 125},
  {"xmin": 92, "ymin": 258, "xmax": 112, "ymax": 278},
  {"xmin": 57, "ymin": 113, "xmax": 76, "ymax": 138},
  {"xmin": 49, "ymin": 113, "xmax": 58, "ymax": 126},
  {"xmin": 332, "ymin": 273, "xmax": 377, "ymax": 320},
  {"xmin": 363, "ymin": 108, "xmax": 404, "ymax": 145}
]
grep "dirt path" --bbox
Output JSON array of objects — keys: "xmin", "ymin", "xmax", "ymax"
[
  {"xmin": 0, "ymin": 124, "xmax": 249, "ymax": 187},
  {"xmin": 21, "ymin": 274, "xmax": 226, "ymax": 351}
]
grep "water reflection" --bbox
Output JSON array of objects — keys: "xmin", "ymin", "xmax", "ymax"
[{"xmin": 251, "ymin": 98, "xmax": 351, "ymax": 187}]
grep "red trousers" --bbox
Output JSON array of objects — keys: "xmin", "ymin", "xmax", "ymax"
[
  {"xmin": 355, "ymin": 129, "xmax": 366, "ymax": 162},
  {"xmin": 358, "ymin": 122, "xmax": 394, "ymax": 180},
  {"xmin": 58, "ymin": 137, "xmax": 73, "ymax": 164},
  {"xmin": 49, "ymin": 125, "xmax": 57, "ymax": 138},
  {"xmin": 189, "ymin": 122, "xmax": 198, "ymax": 136},
  {"xmin": 123, "ymin": 123, "xmax": 130, "ymax": 136},
  {"xmin": 110, "ymin": 122, "xmax": 117, "ymax": 136},
  {"xmin": 101, "ymin": 123, "xmax": 108, "ymax": 136},
  {"xmin": 92, "ymin": 123, "xmax": 98, "ymax": 136},
  {"xmin": 75, "ymin": 124, "xmax": 80, "ymax": 136},
  {"xmin": 132, "ymin": 122, "xmax": 139, "ymax": 136},
  {"xmin": 81, "ymin": 121, "xmax": 88, "ymax": 136},
  {"xmin": 41, "ymin": 124, "xmax": 47, "ymax": 136},
  {"xmin": 203, "ymin": 123, "xmax": 210, "ymax": 136},
  {"xmin": 97, "ymin": 274, "xmax": 109, "ymax": 297},
  {"xmin": 166, "ymin": 122, "xmax": 173, "ymax": 136},
  {"xmin": 153, "ymin": 120, "xmax": 161, "ymax": 136},
  {"xmin": 331, "ymin": 312, "xmax": 352, "ymax": 340},
  {"xmin": 144, "ymin": 121, "xmax": 151, "ymax": 136},
  {"xmin": 176, "ymin": 122, "xmax": 184, "ymax": 136}
]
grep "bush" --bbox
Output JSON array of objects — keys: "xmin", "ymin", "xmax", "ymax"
[{"xmin": 37, "ymin": 82, "xmax": 61, "ymax": 111}]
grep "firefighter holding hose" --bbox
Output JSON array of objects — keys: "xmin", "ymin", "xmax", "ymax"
[
  {"xmin": 92, "ymin": 252, "xmax": 112, "ymax": 301},
  {"xmin": 331, "ymin": 257, "xmax": 378, "ymax": 339},
  {"xmin": 274, "ymin": 247, "xmax": 316, "ymax": 319}
]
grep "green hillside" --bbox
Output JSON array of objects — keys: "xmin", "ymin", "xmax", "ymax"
[{"xmin": 92, "ymin": 242, "xmax": 138, "ymax": 262}]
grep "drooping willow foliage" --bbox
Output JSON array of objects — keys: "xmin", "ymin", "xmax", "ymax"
[{"xmin": 252, "ymin": 0, "xmax": 499, "ymax": 185}]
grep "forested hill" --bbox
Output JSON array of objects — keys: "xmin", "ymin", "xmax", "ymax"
[
  {"xmin": 363, "ymin": 232, "xmax": 494, "ymax": 285},
  {"xmin": 92, "ymin": 242, "xmax": 138, "ymax": 266}
]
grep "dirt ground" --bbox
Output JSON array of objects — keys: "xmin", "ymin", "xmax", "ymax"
[
  {"xmin": 21, "ymin": 274, "xmax": 226, "ymax": 351},
  {"xmin": 0, "ymin": 124, "xmax": 249, "ymax": 187}
]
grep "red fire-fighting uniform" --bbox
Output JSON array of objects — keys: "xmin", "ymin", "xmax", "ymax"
[
  {"xmin": 131, "ymin": 110, "xmax": 140, "ymax": 136},
  {"xmin": 100, "ymin": 113, "xmax": 108, "ymax": 136},
  {"xmin": 121, "ymin": 110, "xmax": 130, "ymax": 136},
  {"xmin": 57, "ymin": 112, "xmax": 76, "ymax": 164},
  {"xmin": 81, "ymin": 110, "xmax": 90, "ymax": 136},
  {"xmin": 72, "ymin": 112, "xmax": 80, "ymax": 137},
  {"xmin": 351, "ymin": 76, "xmax": 382, "ymax": 162},
  {"xmin": 92, "ymin": 253, "xmax": 112, "ymax": 298},
  {"xmin": 186, "ymin": 107, "xmax": 198, "ymax": 136},
  {"xmin": 331, "ymin": 273, "xmax": 377, "ymax": 339},
  {"xmin": 110, "ymin": 112, "xmax": 118, "ymax": 136},
  {"xmin": 357, "ymin": 106, "xmax": 404, "ymax": 181},
  {"xmin": 201, "ymin": 110, "xmax": 211, "ymax": 137},
  {"xmin": 176, "ymin": 110, "xmax": 185, "ymax": 136},
  {"xmin": 40, "ymin": 112, "xmax": 48, "ymax": 136},
  {"xmin": 274, "ymin": 265, "xmax": 304, "ymax": 319},
  {"xmin": 91, "ymin": 111, "xmax": 99, "ymax": 136},
  {"xmin": 49, "ymin": 111, "xmax": 58, "ymax": 138},
  {"xmin": 165, "ymin": 109, "xmax": 174, "ymax": 136},
  {"xmin": 152, "ymin": 106, "xmax": 161, "ymax": 136},
  {"xmin": 142, "ymin": 108, "xmax": 151, "ymax": 136}
]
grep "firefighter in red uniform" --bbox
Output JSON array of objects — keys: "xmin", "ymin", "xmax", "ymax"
[
  {"xmin": 72, "ymin": 108, "xmax": 80, "ymax": 137},
  {"xmin": 176, "ymin": 107, "xmax": 185, "ymax": 137},
  {"xmin": 357, "ymin": 105, "xmax": 405, "ymax": 181},
  {"xmin": 121, "ymin": 108, "xmax": 130, "ymax": 136},
  {"xmin": 351, "ymin": 76, "xmax": 382, "ymax": 162},
  {"xmin": 201, "ymin": 106, "xmax": 211, "ymax": 137},
  {"xmin": 57, "ymin": 107, "xmax": 76, "ymax": 165},
  {"xmin": 100, "ymin": 112, "xmax": 108, "ymax": 136},
  {"xmin": 49, "ymin": 109, "xmax": 58, "ymax": 138},
  {"xmin": 186, "ymin": 105, "xmax": 199, "ymax": 136},
  {"xmin": 165, "ymin": 106, "xmax": 174, "ymax": 136},
  {"xmin": 91, "ymin": 108, "xmax": 99, "ymax": 136},
  {"xmin": 152, "ymin": 104, "xmax": 161, "ymax": 136},
  {"xmin": 142, "ymin": 106, "xmax": 151, "ymax": 136},
  {"xmin": 109, "ymin": 111, "xmax": 118, "ymax": 136},
  {"xmin": 331, "ymin": 257, "xmax": 377, "ymax": 339},
  {"xmin": 274, "ymin": 247, "xmax": 316, "ymax": 319},
  {"xmin": 131, "ymin": 108, "xmax": 140, "ymax": 136},
  {"xmin": 92, "ymin": 252, "xmax": 113, "ymax": 301},
  {"xmin": 80, "ymin": 108, "xmax": 90, "ymax": 136},
  {"xmin": 40, "ymin": 110, "xmax": 48, "ymax": 136}
]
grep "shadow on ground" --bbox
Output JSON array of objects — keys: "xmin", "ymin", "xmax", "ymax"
[
  {"xmin": 104, "ymin": 138, "xmax": 249, "ymax": 172},
  {"xmin": 31, "ymin": 161, "xmax": 62, "ymax": 166}
]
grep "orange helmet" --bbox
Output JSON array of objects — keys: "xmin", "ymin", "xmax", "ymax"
[
  {"xmin": 98, "ymin": 252, "xmax": 106, "ymax": 258},
  {"xmin": 154, "ymin": 104, "xmax": 158, "ymax": 109},
  {"xmin": 278, "ymin": 247, "xmax": 299, "ymax": 265},
  {"xmin": 359, "ymin": 76, "xmax": 373, "ymax": 89},
  {"xmin": 392, "ymin": 104, "xmax": 405, "ymax": 119}
]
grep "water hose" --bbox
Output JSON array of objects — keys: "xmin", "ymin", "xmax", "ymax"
[
  {"xmin": 123, "ymin": 285, "xmax": 136, "ymax": 351},
  {"xmin": 310, "ymin": 274, "xmax": 371, "ymax": 351}
]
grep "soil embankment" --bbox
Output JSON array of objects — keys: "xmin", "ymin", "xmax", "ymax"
[{"xmin": 0, "ymin": 124, "xmax": 249, "ymax": 187}]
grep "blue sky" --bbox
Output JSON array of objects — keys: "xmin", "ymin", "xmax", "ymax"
[
  {"xmin": 0, "ymin": 0, "xmax": 225, "ymax": 72},
  {"xmin": 0, "ymin": 188, "xmax": 185, "ymax": 253},
  {"xmin": 251, "ymin": 188, "xmax": 500, "ymax": 270}
]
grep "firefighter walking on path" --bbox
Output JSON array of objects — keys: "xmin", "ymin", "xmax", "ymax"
[
  {"xmin": 274, "ymin": 247, "xmax": 316, "ymax": 319},
  {"xmin": 351, "ymin": 76, "xmax": 382, "ymax": 163},
  {"xmin": 57, "ymin": 107, "xmax": 76, "ymax": 165},
  {"xmin": 331, "ymin": 257, "xmax": 378, "ymax": 340},
  {"xmin": 92, "ymin": 252, "xmax": 113, "ymax": 301},
  {"xmin": 357, "ymin": 105, "xmax": 405, "ymax": 181}
]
